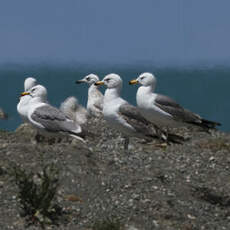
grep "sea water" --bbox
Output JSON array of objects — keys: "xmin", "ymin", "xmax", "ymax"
[{"xmin": 0, "ymin": 64, "xmax": 229, "ymax": 132}]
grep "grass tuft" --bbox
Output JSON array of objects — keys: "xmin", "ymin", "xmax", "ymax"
[{"xmin": 9, "ymin": 162, "xmax": 63, "ymax": 228}]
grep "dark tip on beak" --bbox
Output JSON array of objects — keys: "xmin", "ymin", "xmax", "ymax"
[{"xmin": 75, "ymin": 80, "xmax": 84, "ymax": 84}]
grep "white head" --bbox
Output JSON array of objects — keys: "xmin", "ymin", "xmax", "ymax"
[
  {"xmin": 137, "ymin": 73, "xmax": 157, "ymax": 86},
  {"xmin": 96, "ymin": 73, "xmax": 123, "ymax": 90},
  {"xmin": 21, "ymin": 84, "xmax": 47, "ymax": 102},
  {"xmin": 76, "ymin": 74, "xmax": 100, "ymax": 86},
  {"xmin": 129, "ymin": 72, "xmax": 157, "ymax": 90},
  {"xmin": 24, "ymin": 77, "xmax": 37, "ymax": 91}
]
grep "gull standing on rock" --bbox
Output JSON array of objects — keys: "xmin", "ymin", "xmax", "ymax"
[
  {"xmin": 60, "ymin": 96, "xmax": 89, "ymax": 125},
  {"xmin": 20, "ymin": 85, "xmax": 85, "ymax": 143},
  {"xmin": 95, "ymin": 74, "xmax": 182, "ymax": 150},
  {"xmin": 76, "ymin": 74, "xmax": 104, "ymax": 117},
  {"xmin": 17, "ymin": 77, "xmax": 38, "ymax": 122},
  {"xmin": 129, "ymin": 72, "xmax": 221, "ymax": 137}
]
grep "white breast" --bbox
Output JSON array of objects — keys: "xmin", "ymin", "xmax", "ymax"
[
  {"xmin": 17, "ymin": 95, "xmax": 32, "ymax": 122},
  {"xmin": 87, "ymin": 85, "xmax": 103, "ymax": 116},
  {"xmin": 103, "ymin": 93, "xmax": 136, "ymax": 136},
  {"xmin": 136, "ymin": 87, "xmax": 179, "ymax": 128}
]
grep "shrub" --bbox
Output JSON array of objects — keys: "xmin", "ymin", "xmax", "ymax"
[{"xmin": 10, "ymin": 162, "xmax": 63, "ymax": 227}]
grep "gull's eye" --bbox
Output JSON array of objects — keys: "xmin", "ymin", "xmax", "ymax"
[
  {"xmin": 31, "ymin": 88, "xmax": 36, "ymax": 93},
  {"xmin": 105, "ymin": 78, "xmax": 110, "ymax": 82},
  {"xmin": 140, "ymin": 77, "xmax": 145, "ymax": 80},
  {"xmin": 86, "ymin": 77, "xmax": 90, "ymax": 81}
]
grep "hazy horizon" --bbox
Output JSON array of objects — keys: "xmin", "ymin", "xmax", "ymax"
[{"xmin": 1, "ymin": 59, "xmax": 230, "ymax": 71}]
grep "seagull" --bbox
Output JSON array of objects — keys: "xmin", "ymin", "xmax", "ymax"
[
  {"xmin": 60, "ymin": 96, "xmax": 89, "ymax": 125},
  {"xmin": 95, "ymin": 73, "xmax": 183, "ymax": 150},
  {"xmin": 20, "ymin": 85, "xmax": 85, "ymax": 143},
  {"xmin": 129, "ymin": 72, "xmax": 221, "ymax": 136},
  {"xmin": 17, "ymin": 77, "xmax": 38, "ymax": 122},
  {"xmin": 76, "ymin": 74, "xmax": 104, "ymax": 117},
  {"xmin": 24, "ymin": 77, "xmax": 37, "ymax": 92}
]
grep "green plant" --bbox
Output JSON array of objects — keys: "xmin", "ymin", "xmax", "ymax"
[
  {"xmin": 10, "ymin": 162, "xmax": 63, "ymax": 227},
  {"xmin": 92, "ymin": 217, "xmax": 123, "ymax": 230}
]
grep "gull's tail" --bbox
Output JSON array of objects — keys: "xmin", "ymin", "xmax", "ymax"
[
  {"xmin": 69, "ymin": 130, "xmax": 86, "ymax": 143},
  {"xmin": 200, "ymin": 118, "xmax": 221, "ymax": 129},
  {"xmin": 68, "ymin": 123, "xmax": 87, "ymax": 143},
  {"xmin": 189, "ymin": 118, "xmax": 221, "ymax": 130}
]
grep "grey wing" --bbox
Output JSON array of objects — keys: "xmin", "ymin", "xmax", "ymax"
[
  {"xmin": 155, "ymin": 94, "xmax": 201, "ymax": 123},
  {"xmin": 119, "ymin": 103, "xmax": 152, "ymax": 134},
  {"xmin": 31, "ymin": 105, "xmax": 81, "ymax": 133},
  {"xmin": 155, "ymin": 94, "xmax": 182, "ymax": 108}
]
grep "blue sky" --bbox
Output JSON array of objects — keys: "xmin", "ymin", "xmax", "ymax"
[{"xmin": 0, "ymin": 0, "xmax": 229, "ymax": 66}]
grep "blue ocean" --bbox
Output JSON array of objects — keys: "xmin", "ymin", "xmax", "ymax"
[{"xmin": 0, "ymin": 64, "xmax": 229, "ymax": 132}]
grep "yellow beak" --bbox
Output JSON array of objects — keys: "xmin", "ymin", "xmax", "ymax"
[
  {"xmin": 95, "ymin": 81, "xmax": 104, "ymax": 86},
  {"xmin": 129, "ymin": 79, "xmax": 139, "ymax": 85},
  {"xmin": 21, "ymin": 92, "xmax": 30, "ymax": 96}
]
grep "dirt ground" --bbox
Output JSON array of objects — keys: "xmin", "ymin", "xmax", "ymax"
[{"xmin": 0, "ymin": 118, "xmax": 230, "ymax": 230}]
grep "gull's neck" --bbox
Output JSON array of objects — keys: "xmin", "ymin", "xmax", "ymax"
[
  {"xmin": 19, "ymin": 95, "xmax": 31, "ymax": 105},
  {"xmin": 30, "ymin": 96, "xmax": 47, "ymax": 105},
  {"xmin": 104, "ymin": 87, "xmax": 121, "ymax": 104},
  {"xmin": 138, "ymin": 84, "xmax": 155, "ymax": 95},
  {"xmin": 88, "ymin": 83, "xmax": 99, "ymax": 96},
  {"xmin": 136, "ymin": 85, "xmax": 155, "ymax": 107}
]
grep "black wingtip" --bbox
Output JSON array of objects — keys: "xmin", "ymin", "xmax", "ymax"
[{"xmin": 201, "ymin": 119, "xmax": 221, "ymax": 128}]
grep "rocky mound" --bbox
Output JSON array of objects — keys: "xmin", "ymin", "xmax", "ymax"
[{"xmin": 0, "ymin": 118, "xmax": 230, "ymax": 230}]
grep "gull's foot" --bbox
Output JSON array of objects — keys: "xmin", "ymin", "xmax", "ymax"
[{"xmin": 35, "ymin": 133, "xmax": 45, "ymax": 143}]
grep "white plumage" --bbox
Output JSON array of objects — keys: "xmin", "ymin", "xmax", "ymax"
[
  {"xmin": 60, "ymin": 96, "xmax": 89, "ymax": 125},
  {"xmin": 76, "ymin": 74, "xmax": 103, "ymax": 117},
  {"xmin": 95, "ymin": 73, "xmax": 161, "ymax": 149},
  {"xmin": 17, "ymin": 77, "xmax": 38, "ymax": 122},
  {"xmin": 130, "ymin": 72, "xmax": 221, "ymax": 131},
  {"xmin": 19, "ymin": 85, "xmax": 85, "ymax": 142}
]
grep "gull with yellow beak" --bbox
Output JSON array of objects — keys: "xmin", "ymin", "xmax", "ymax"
[
  {"xmin": 95, "ymin": 73, "xmax": 183, "ymax": 150},
  {"xmin": 19, "ymin": 85, "xmax": 85, "ymax": 142},
  {"xmin": 129, "ymin": 72, "xmax": 221, "ymax": 137},
  {"xmin": 17, "ymin": 77, "xmax": 38, "ymax": 122}
]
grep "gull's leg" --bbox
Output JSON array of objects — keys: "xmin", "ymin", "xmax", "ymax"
[
  {"xmin": 162, "ymin": 126, "xmax": 186, "ymax": 144},
  {"xmin": 153, "ymin": 125, "xmax": 171, "ymax": 147},
  {"xmin": 124, "ymin": 137, "xmax": 129, "ymax": 150},
  {"xmin": 154, "ymin": 125, "xmax": 168, "ymax": 142},
  {"xmin": 35, "ymin": 132, "xmax": 45, "ymax": 143}
]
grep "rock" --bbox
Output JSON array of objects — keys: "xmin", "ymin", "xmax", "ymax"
[
  {"xmin": 125, "ymin": 225, "xmax": 140, "ymax": 230},
  {"xmin": 0, "ymin": 108, "xmax": 8, "ymax": 120},
  {"xmin": 15, "ymin": 123, "xmax": 36, "ymax": 135}
]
